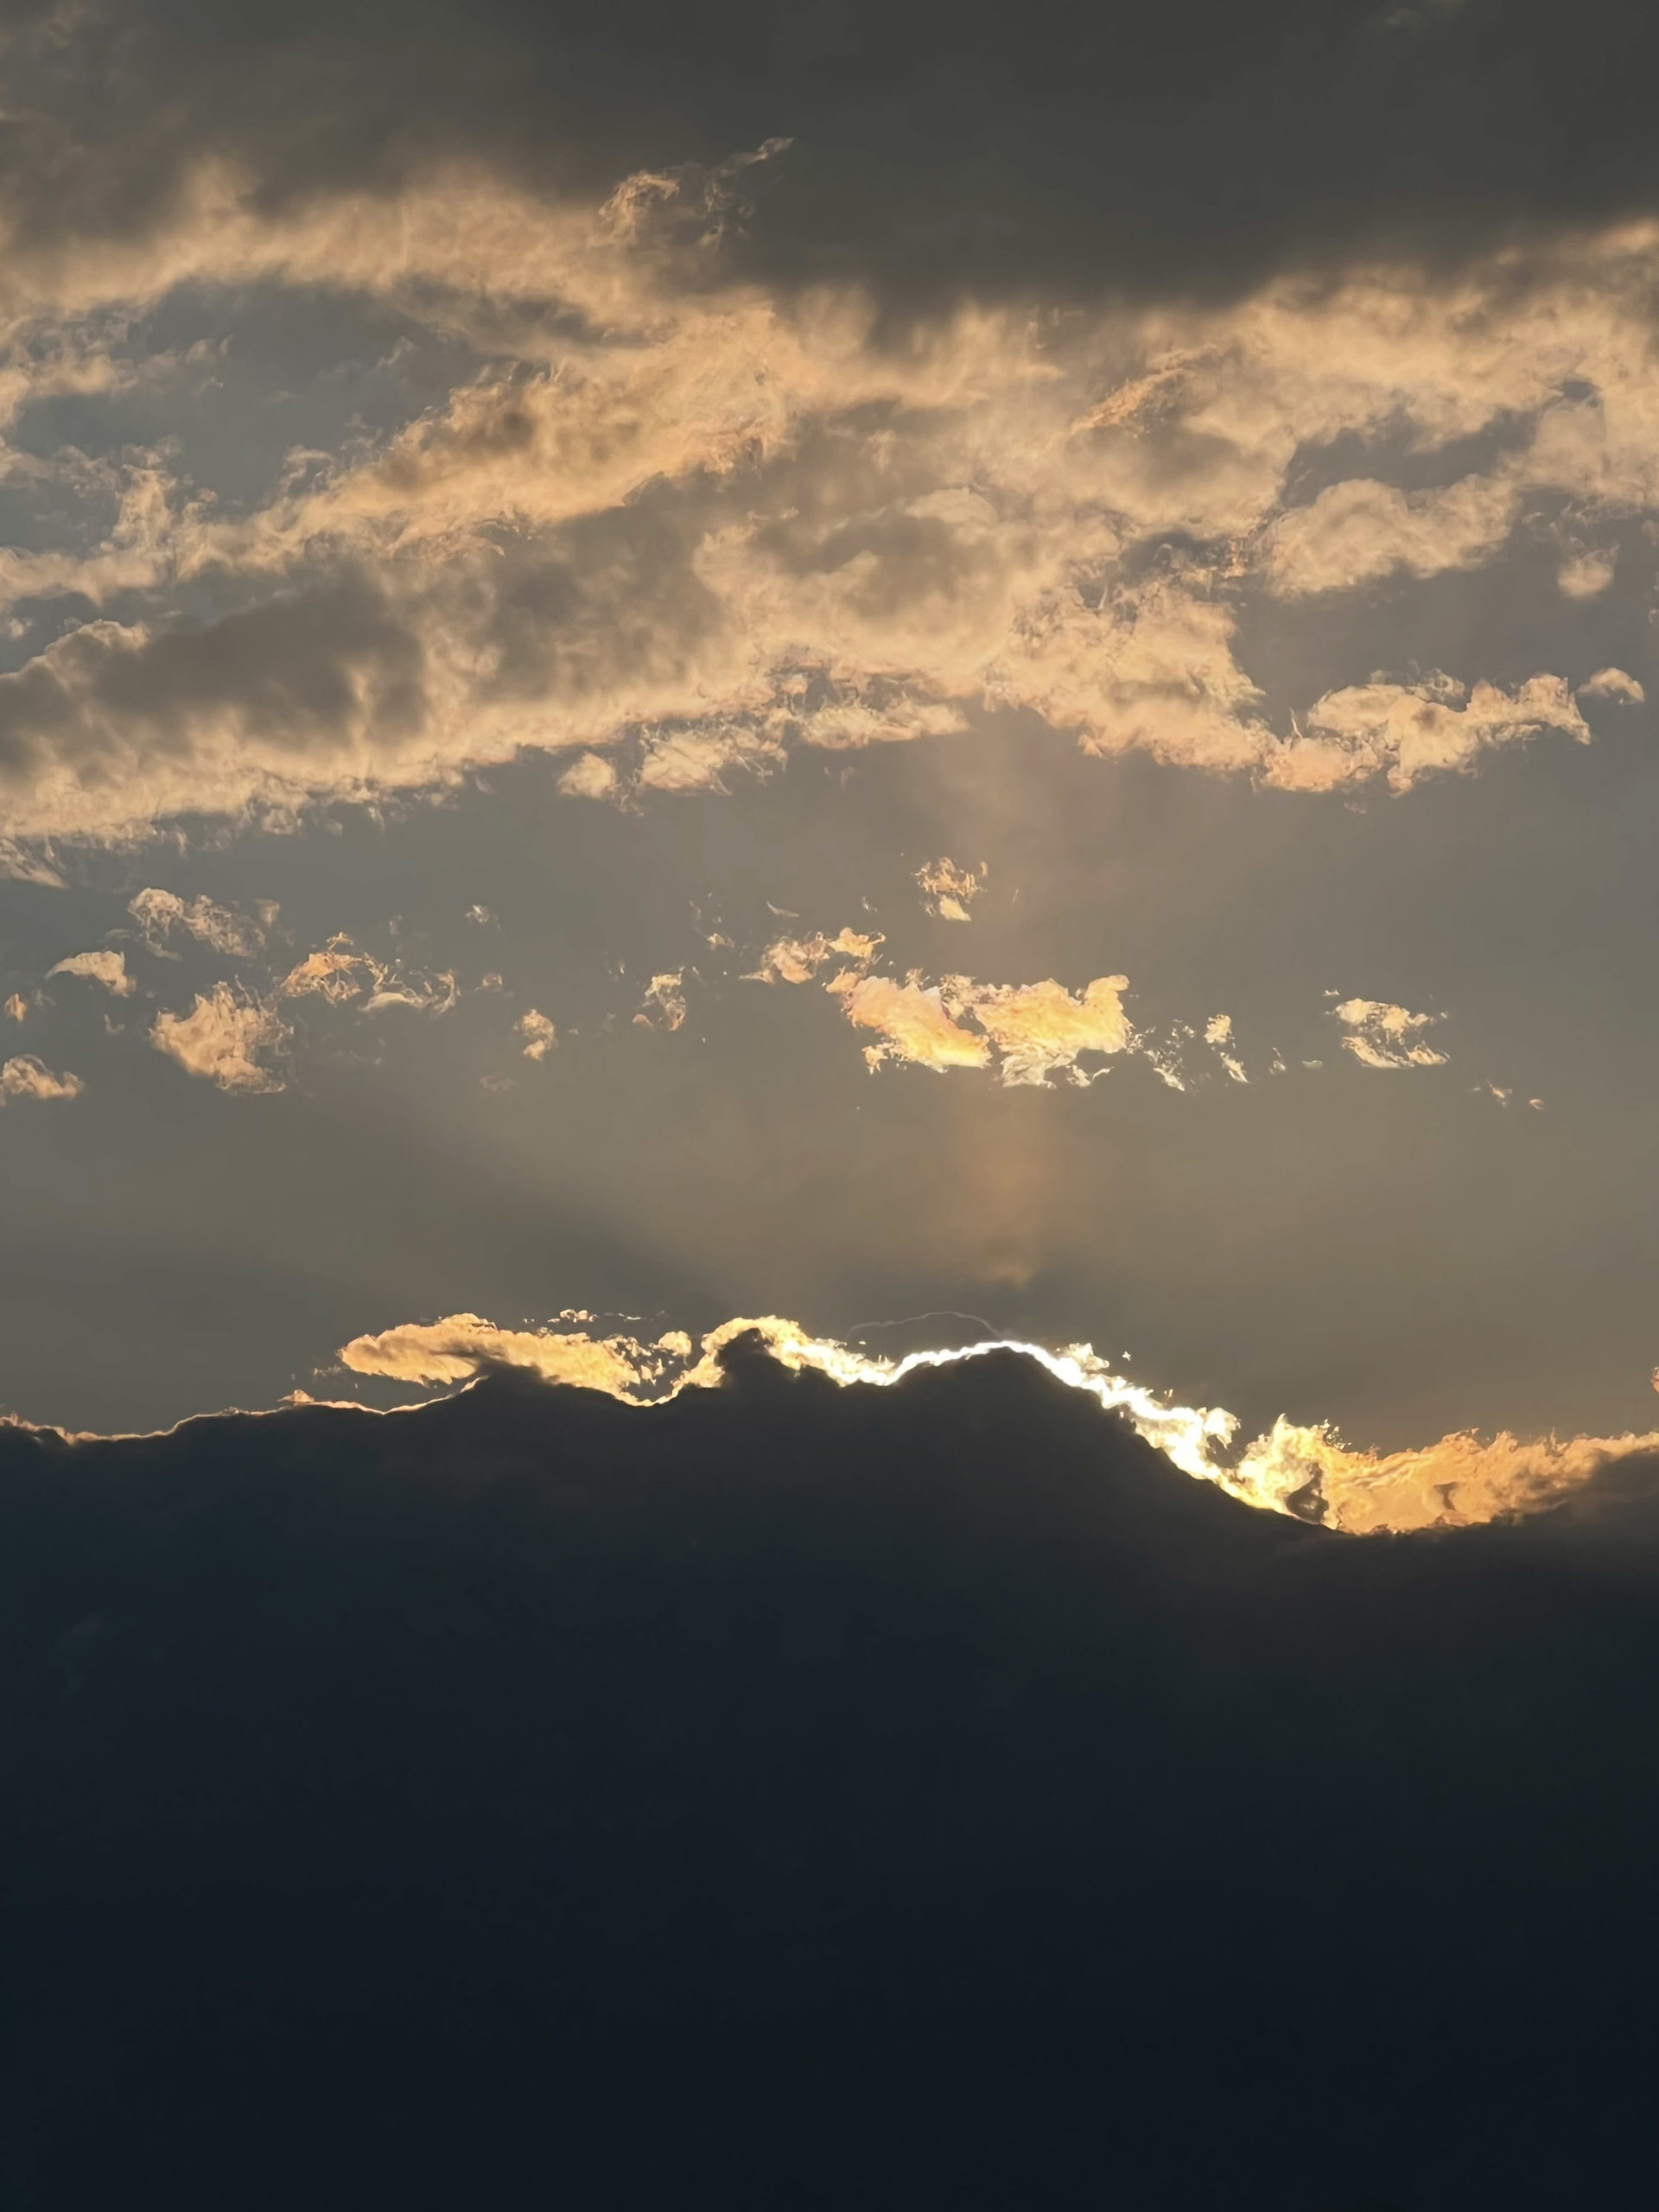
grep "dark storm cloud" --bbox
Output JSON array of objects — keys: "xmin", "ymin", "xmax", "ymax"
[
  {"xmin": 5, "ymin": 1343, "xmax": 1659, "ymax": 2199},
  {"xmin": 6, "ymin": 0, "xmax": 1659, "ymax": 306}
]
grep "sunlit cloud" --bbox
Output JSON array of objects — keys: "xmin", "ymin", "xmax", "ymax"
[
  {"xmin": 915, "ymin": 857, "xmax": 986, "ymax": 921},
  {"xmin": 0, "ymin": 157, "xmax": 1655, "ymax": 849},
  {"xmin": 633, "ymin": 972, "xmax": 688, "ymax": 1031},
  {"xmin": 751, "ymin": 925, "xmax": 1151, "ymax": 1087},
  {"xmin": 129, "ymin": 887, "xmax": 271, "ymax": 958},
  {"xmin": 1332, "ymin": 996, "xmax": 1450, "ymax": 1070},
  {"xmin": 46, "ymin": 947, "xmax": 132, "ymax": 995},
  {"xmin": 516, "ymin": 1009, "xmax": 556, "ymax": 1059},
  {"xmin": 1580, "ymin": 665, "xmax": 1647, "ymax": 705},
  {"xmin": 1, "ymin": 1052, "xmax": 84, "ymax": 1103},
  {"xmin": 278, "ymin": 936, "xmax": 455, "ymax": 1015},
  {"xmin": 150, "ymin": 983, "xmax": 289, "ymax": 1092}
]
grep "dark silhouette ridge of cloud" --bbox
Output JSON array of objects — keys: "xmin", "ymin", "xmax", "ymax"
[
  {"xmin": 5, "ymin": 1339, "xmax": 1659, "ymax": 2200},
  {"xmin": 7, "ymin": 0, "xmax": 1659, "ymax": 308}
]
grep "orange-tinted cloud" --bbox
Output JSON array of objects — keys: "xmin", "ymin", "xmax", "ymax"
[
  {"xmin": 915, "ymin": 857, "xmax": 986, "ymax": 921},
  {"xmin": 1332, "ymin": 997, "xmax": 1449, "ymax": 1070},
  {"xmin": 46, "ymin": 949, "xmax": 133, "ymax": 996},
  {"xmin": 150, "ymin": 984, "xmax": 289, "ymax": 1092},
  {"xmin": 0, "ymin": 1053, "xmax": 84, "ymax": 1103},
  {"xmin": 516, "ymin": 1009, "xmax": 556, "ymax": 1059}
]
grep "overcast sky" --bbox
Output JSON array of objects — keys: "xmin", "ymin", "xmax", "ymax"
[{"xmin": 3, "ymin": 0, "xmax": 1659, "ymax": 1527}]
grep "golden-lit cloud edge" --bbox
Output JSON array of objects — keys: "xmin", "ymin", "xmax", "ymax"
[
  {"xmin": 8, "ymin": 1312, "xmax": 1650, "ymax": 1537},
  {"xmin": 324, "ymin": 1311, "xmax": 1659, "ymax": 1538}
]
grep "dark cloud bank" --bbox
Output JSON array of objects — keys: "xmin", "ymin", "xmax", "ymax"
[
  {"xmin": 5, "ymin": 1341, "xmax": 1659, "ymax": 2206},
  {"xmin": 10, "ymin": 0, "xmax": 1659, "ymax": 302}
]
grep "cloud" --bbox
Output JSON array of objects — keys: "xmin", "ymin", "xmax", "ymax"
[
  {"xmin": 1273, "ymin": 676, "xmax": 1590, "ymax": 795},
  {"xmin": 1261, "ymin": 473, "xmax": 1522, "ymax": 598},
  {"xmin": 1235, "ymin": 1417, "xmax": 1659, "ymax": 1535},
  {"xmin": 634, "ymin": 726, "xmax": 785, "ymax": 794},
  {"xmin": 3, "ymin": 995, "xmax": 27, "ymax": 1021},
  {"xmin": 5, "ymin": 168, "xmax": 1659, "ymax": 847},
  {"xmin": 516, "ymin": 1009, "xmax": 556, "ymax": 1059},
  {"xmin": 745, "ymin": 927, "xmax": 885, "ymax": 985},
  {"xmin": 1580, "ymin": 665, "xmax": 1646, "ymax": 705},
  {"xmin": 915, "ymin": 856, "xmax": 985, "ymax": 922},
  {"xmin": 556, "ymin": 752, "xmax": 618, "ymax": 801},
  {"xmin": 46, "ymin": 948, "xmax": 133, "ymax": 995},
  {"xmin": 632, "ymin": 972, "xmax": 688, "ymax": 1032},
  {"xmin": 332, "ymin": 1309, "xmax": 1659, "ymax": 1537},
  {"xmin": 753, "ymin": 926, "xmax": 1153, "ymax": 1087},
  {"xmin": 150, "ymin": 983, "xmax": 289, "ymax": 1091},
  {"xmin": 827, "ymin": 971, "xmax": 993, "ymax": 1074},
  {"xmin": 279, "ymin": 939, "xmax": 372, "ymax": 1005},
  {"xmin": 129, "ymin": 887, "xmax": 270, "ymax": 957},
  {"xmin": 820, "ymin": 963, "xmax": 1137, "ymax": 1087},
  {"xmin": 16, "ymin": 1314, "xmax": 1659, "ymax": 2155},
  {"xmin": 1204, "ymin": 1013, "xmax": 1249, "ymax": 1084},
  {"xmin": 1557, "ymin": 547, "xmax": 1618, "ymax": 600},
  {"xmin": 0, "ymin": 1052, "xmax": 84, "ymax": 1103},
  {"xmin": 337, "ymin": 1313, "xmax": 685, "ymax": 1395},
  {"xmin": 1332, "ymin": 996, "xmax": 1450, "ymax": 1069},
  {"xmin": 279, "ymin": 936, "xmax": 455, "ymax": 1014}
]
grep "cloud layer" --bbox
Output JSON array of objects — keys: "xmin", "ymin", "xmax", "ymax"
[{"xmin": 0, "ymin": 143, "xmax": 1649, "ymax": 851}]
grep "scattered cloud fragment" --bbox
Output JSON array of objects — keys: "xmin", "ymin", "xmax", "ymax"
[
  {"xmin": 828, "ymin": 971, "xmax": 993, "ymax": 1074},
  {"xmin": 517, "ymin": 1009, "xmax": 557, "ymax": 1059},
  {"xmin": 129, "ymin": 888, "xmax": 270, "ymax": 958},
  {"xmin": 47, "ymin": 949, "xmax": 134, "ymax": 997},
  {"xmin": 1332, "ymin": 997, "xmax": 1449, "ymax": 1069},
  {"xmin": 637, "ymin": 727, "xmax": 785, "ymax": 794},
  {"xmin": 278, "ymin": 936, "xmax": 454, "ymax": 1014},
  {"xmin": 4, "ymin": 995, "xmax": 29, "ymax": 1021},
  {"xmin": 150, "ymin": 985, "xmax": 289, "ymax": 1092},
  {"xmin": 1580, "ymin": 666, "xmax": 1646, "ymax": 705},
  {"xmin": 362, "ymin": 969, "xmax": 457, "ymax": 1015},
  {"xmin": 1, "ymin": 1055, "xmax": 84, "ymax": 1103},
  {"xmin": 557, "ymin": 753, "xmax": 619, "ymax": 802},
  {"xmin": 633, "ymin": 972, "xmax": 687, "ymax": 1031},
  {"xmin": 338, "ymin": 1313, "xmax": 690, "ymax": 1395},
  {"xmin": 915, "ymin": 857, "xmax": 987, "ymax": 922},
  {"xmin": 279, "ymin": 938, "xmax": 372, "ymax": 1005},
  {"xmin": 1204, "ymin": 1014, "xmax": 1249, "ymax": 1083},
  {"xmin": 751, "ymin": 925, "xmax": 1180, "ymax": 1087},
  {"xmin": 745, "ymin": 928, "xmax": 884, "ymax": 984},
  {"xmin": 1557, "ymin": 549, "xmax": 1618, "ymax": 601}
]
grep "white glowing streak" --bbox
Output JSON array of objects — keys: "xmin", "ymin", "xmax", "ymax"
[
  {"xmin": 334, "ymin": 1311, "xmax": 1659, "ymax": 1533},
  {"xmin": 685, "ymin": 1319, "xmax": 1242, "ymax": 1492}
]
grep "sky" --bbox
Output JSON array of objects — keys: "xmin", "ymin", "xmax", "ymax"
[
  {"xmin": 13, "ymin": 6, "xmax": 1659, "ymax": 2202},
  {"xmin": 3, "ymin": 0, "xmax": 1659, "ymax": 1529}
]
